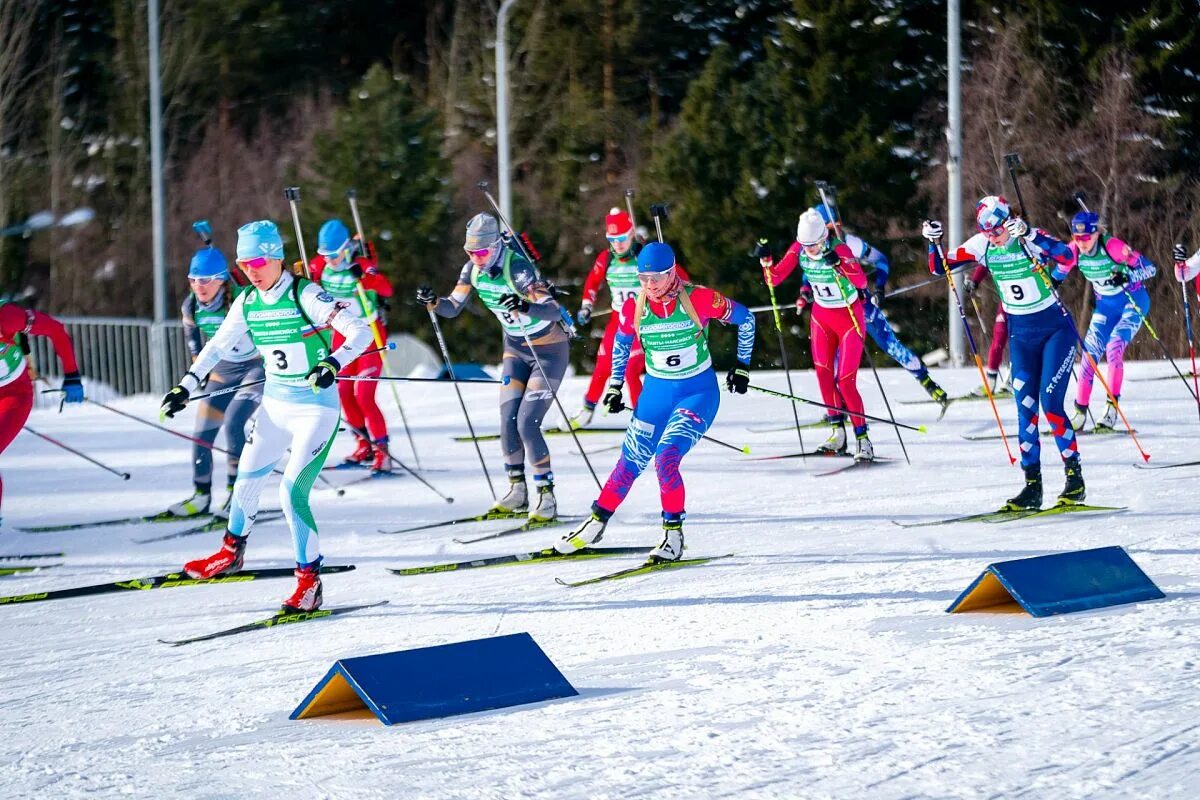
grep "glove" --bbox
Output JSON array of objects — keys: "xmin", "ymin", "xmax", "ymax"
[
  {"xmin": 1110, "ymin": 270, "xmax": 1128, "ymax": 287},
  {"xmin": 602, "ymin": 383, "xmax": 626, "ymax": 414},
  {"xmin": 921, "ymin": 220, "xmax": 943, "ymax": 242},
  {"xmin": 305, "ymin": 357, "xmax": 340, "ymax": 392},
  {"xmin": 962, "ymin": 276, "xmax": 978, "ymax": 295},
  {"xmin": 1051, "ymin": 276, "xmax": 1064, "ymax": 290},
  {"xmin": 1173, "ymin": 243, "xmax": 1188, "ymax": 264},
  {"xmin": 60, "ymin": 371, "xmax": 84, "ymax": 404},
  {"xmin": 726, "ymin": 365, "xmax": 750, "ymax": 394},
  {"xmin": 159, "ymin": 385, "xmax": 190, "ymax": 421},
  {"xmin": 416, "ymin": 285, "xmax": 437, "ymax": 306},
  {"xmin": 577, "ymin": 302, "xmax": 593, "ymax": 326},
  {"xmin": 871, "ymin": 288, "xmax": 885, "ymax": 308},
  {"xmin": 1003, "ymin": 216, "xmax": 1030, "ymax": 240},
  {"xmin": 349, "ymin": 263, "xmax": 364, "ymax": 280},
  {"xmin": 795, "ymin": 285, "xmax": 814, "ymax": 313},
  {"xmin": 499, "ymin": 293, "xmax": 530, "ymax": 313},
  {"xmin": 823, "ymin": 250, "xmax": 841, "ymax": 268},
  {"xmin": 753, "ymin": 238, "xmax": 772, "ymax": 263}
]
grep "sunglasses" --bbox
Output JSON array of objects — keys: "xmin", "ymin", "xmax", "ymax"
[
  {"xmin": 981, "ymin": 226, "xmax": 1007, "ymax": 238},
  {"xmin": 238, "ymin": 255, "xmax": 273, "ymax": 269},
  {"xmin": 464, "ymin": 247, "xmax": 491, "ymax": 258},
  {"xmin": 1073, "ymin": 231, "xmax": 1097, "ymax": 238},
  {"xmin": 188, "ymin": 276, "xmax": 222, "ymax": 285},
  {"xmin": 638, "ymin": 271, "xmax": 673, "ymax": 283},
  {"xmin": 607, "ymin": 232, "xmax": 632, "ymax": 244}
]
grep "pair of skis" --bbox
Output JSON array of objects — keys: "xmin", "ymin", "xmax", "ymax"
[
  {"xmin": 894, "ymin": 502, "xmax": 1127, "ymax": 528},
  {"xmin": 962, "ymin": 427, "xmax": 1136, "ymax": 442}
]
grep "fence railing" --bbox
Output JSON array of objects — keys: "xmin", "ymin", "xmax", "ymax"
[{"xmin": 29, "ymin": 317, "xmax": 189, "ymax": 408}]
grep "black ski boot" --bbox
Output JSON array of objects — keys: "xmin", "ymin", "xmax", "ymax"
[
  {"xmin": 1058, "ymin": 456, "xmax": 1086, "ymax": 505},
  {"xmin": 1002, "ymin": 464, "xmax": 1042, "ymax": 511}
]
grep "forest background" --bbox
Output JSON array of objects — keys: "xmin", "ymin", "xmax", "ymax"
[{"xmin": 2, "ymin": 0, "xmax": 1199, "ymax": 369}]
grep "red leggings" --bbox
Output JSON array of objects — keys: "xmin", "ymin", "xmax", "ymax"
[
  {"xmin": 810, "ymin": 304, "xmax": 866, "ymax": 429},
  {"xmin": 584, "ymin": 312, "xmax": 645, "ymax": 407},
  {"xmin": 988, "ymin": 309, "xmax": 1008, "ymax": 372},
  {"xmin": 0, "ymin": 376, "xmax": 34, "ymax": 515},
  {"xmin": 337, "ymin": 350, "xmax": 388, "ymax": 441}
]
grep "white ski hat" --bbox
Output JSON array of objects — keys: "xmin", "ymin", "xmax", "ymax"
[{"xmin": 796, "ymin": 209, "xmax": 828, "ymax": 247}]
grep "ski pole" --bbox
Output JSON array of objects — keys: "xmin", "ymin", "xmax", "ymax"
[
  {"xmin": 283, "ymin": 187, "xmax": 312, "ymax": 278},
  {"xmin": 477, "ymin": 181, "xmax": 603, "ymax": 490},
  {"xmin": 1181, "ymin": 281, "xmax": 1200, "ymax": 423},
  {"xmin": 342, "ymin": 421, "xmax": 453, "ymax": 504},
  {"xmin": 336, "ymin": 375, "xmax": 501, "ymax": 385},
  {"xmin": 747, "ymin": 384, "xmax": 926, "ymax": 432},
  {"xmin": 756, "ymin": 241, "xmax": 806, "ymax": 452},
  {"xmin": 930, "ymin": 236, "xmax": 1017, "ymax": 464},
  {"xmin": 425, "ymin": 306, "xmax": 497, "ymax": 500},
  {"xmin": 701, "ymin": 434, "xmax": 750, "ymax": 455},
  {"xmin": 1004, "ymin": 153, "xmax": 1149, "ymax": 461},
  {"xmin": 345, "ymin": 189, "xmax": 422, "ymax": 468},
  {"xmin": 815, "ymin": 182, "xmax": 909, "ymax": 465},
  {"xmin": 623, "ymin": 188, "xmax": 642, "ymax": 242},
  {"xmin": 884, "ymin": 268, "xmax": 969, "ymax": 298},
  {"xmin": 21, "ymin": 426, "xmax": 131, "ymax": 480},
  {"xmin": 182, "ymin": 344, "xmax": 396, "ymax": 403}
]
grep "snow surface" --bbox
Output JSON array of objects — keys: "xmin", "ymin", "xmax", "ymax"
[{"xmin": 1, "ymin": 363, "xmax": 1197, "ymax": 799}]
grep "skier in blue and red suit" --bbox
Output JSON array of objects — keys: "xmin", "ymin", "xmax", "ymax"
[
  {"xmin": 554, "ymin": 241, "xmax": 756, "ymax": 563},
  {"xmin": 923, "ymin": 196, "xmax": 1080, "ymax": 510}
]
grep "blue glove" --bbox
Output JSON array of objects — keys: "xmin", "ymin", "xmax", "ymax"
[
  {"xmin": 305, "ymin": 357, "xmax": 340, "ymax": 392},
  {"xmin": 60, "ymin": 371, "xmax": 84, "ymax": 404}
]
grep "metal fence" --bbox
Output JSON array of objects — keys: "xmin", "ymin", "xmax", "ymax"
[{"xmin": 29, "ymin": 317, "xmax": 189, "ymax": 407}]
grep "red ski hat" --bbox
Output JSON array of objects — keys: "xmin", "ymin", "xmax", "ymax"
[{"xmin": 605, "ymin": 208, "xmax": 634, "ymax": 237}]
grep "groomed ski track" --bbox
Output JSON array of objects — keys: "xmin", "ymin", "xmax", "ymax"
[{"xmin": 0, "ymin": 364, "xmax": 1196, "ymax": 799}]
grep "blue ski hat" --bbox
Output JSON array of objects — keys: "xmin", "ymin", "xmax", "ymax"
[
  {"xmin": 317, "ymin": 219, "xmax": 352, "ymax": 257},
  {"xmin": 812, "ymin": 203, "xmax": 838, "ymax": 226},
  {"xmin": 1071, "ymin": 211, "xmax": 1100, "ymax": 235},
  {"xmin": 637, "ymin": 241, "xmax": 676, "ymax": 274},
  {"xmin": 187, "ymin": 247, "xmax": 229, "ymax": 280},
  {"xmin": 236, "ymin": 220, "xmax": 285, "ymax": 261}
]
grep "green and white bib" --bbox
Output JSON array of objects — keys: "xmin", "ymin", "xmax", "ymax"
[
  {"xmin": 320, "ymin": 264, "xmax": 379, "ymax": 323},
  {"xmin": 638, "ymin": 288, "xmax": 712, "ymax": 380},
  {"xmin": 801, "ymin": 244, "xmax": 857, "ymax": 309},
  {"xmin": 192, "ymin": 287, "xmax": 257, "ymax": 362},
  {"xmin": 0, "ymin": 339, "xmax": 27, "ymax": 388},
  {"xmin": 605, "ymin": 252, "xmax": 641, "ymax": 311},
  {"xmin": 242, "ymin": 279, "xmax": 330, "ymax": 385},
  {"xmin": 470, "ymin": 251, "xmax": 553, "ymax": 337},
  {"xmin": 1075, "ymin": 237, "xmax": 1124, "ymax": 297},
  {"xmin": 984, "ymin": 239, "xmax": 1056, "ymax": 314}
]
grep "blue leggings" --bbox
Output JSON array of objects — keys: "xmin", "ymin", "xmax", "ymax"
[
  {"xmin": 1077, "ymin": 288, "xmax": 1148, "ymax": 405},
  {"xmin": 865, "ymin": 300, "xmax": 925, "ymax": 377},
  {"xmin": 1008, "ymin": 307, "xmax": 1079, "ymax": 469},
  {"xmin": 597, "ymin": 371, "xmax": 719, "ymax": 516}
]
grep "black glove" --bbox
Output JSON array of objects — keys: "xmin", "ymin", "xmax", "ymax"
[
  {"xmin": 577, "ymin": 302, "xmax": 593, "ymax": 325},
  {"xmin": 416, "ymin": 285, "xmax": 437, "ymax": 306},
  {"xmin": 1174, "ymin": 243, "xmax": 1188, "ymax": 263},
  {"xmin": 1051, "ymin": 276, "xmax": 1064, "ymax": 290},
  {"xmin": 499, "ymin": 293, "xmax": 530, "ymax": 313},
  {"xmin": 823, "ymin": 250, "xmax": 841, "ymax": 268},
  {"xmin": 349, "ymin": 263, "xmax": 364, "ymax": 280},
  {"xmin": 726, "ymin": 365, "xmax": 750, "ymax": 394},
  {"xmin": 602, "ymin": 383, "xmax": 626, "ymax": 414},
  {"xmin": 60, "ymin": 371, "xmax": 84, "ymax": 404},
  {"xmin": 305, "ymin": 357, "xmax": 340, "ymax": 392},
  {"xmin": 753, "ymin": 238, "xmax": 772, "ymax": 261},
  {"xmin": 871, "ymin": 288, "xmax": 885, "ymax": 308},
  {"xmin": 159, "ymin": 385, "xmax": 190, "ymax": 421},
  {"xmin": 1110, "ymin": 270, "xmax": 1128, "ymax": 287},
  {"xmin": 857, "ymin": 288, "xmax": 870, "ymax": 304}
]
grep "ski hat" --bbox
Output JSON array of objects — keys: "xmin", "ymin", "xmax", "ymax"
[
  {"xmin": 187, "ymin": 247, "xmax": 229, "ymax": 280},
  {"xmin": 317, "ymin": 219, "xmax": 352, "ymax": 256},
  {"xmin": 605, "ymin": 208, "xmax": 634, "ymax": 237},
  {"xmin": 975, "ymin": 195, "xmax": 1011, "ymax": 231},
  {"xmin": 464, "ymin": 212, "xmax": 502, "ymax": 252},
  {"xmin": 812, "ymin": 202, "xmax": 838, "ymax": 226},
  {"xmin": 1071, "ymin": 211, "xmax": 1100, "ymax": 235},
  {"xmin": 637, "ymin": 241, "xmax": 676, "ymax": 274},
  {"xmin": 236, "ymin": 220, "xmax": 285, "ymax": 261},
  {"xmin": 796, "ymin": 209, "xmax": 828, "ymax": 247}
]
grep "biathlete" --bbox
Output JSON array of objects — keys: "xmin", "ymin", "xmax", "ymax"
[
  {"xmin": 1060, "ymin": 211, "xmax": 1155, "ymax": 431},
  {"xmin": 169, "ymin": 244, "xmax": 264, "ymax": 518},
  {"xmin": 417, "ymin": 212, "xmax": 569, "ymax": 523},
  {"xmin": 0, "ymin": 302, "xmax": 83, "ymax": 524},
  {"xmin": 310, "ymin": 218, "xmax": 395, "ymax": 474},
  {"xmin": 160, "ymin": 220, "xmax": 373, "ymax": 612},
  {"xmin": 760, "ymin": 209, "xmax": 874, "ymax": 461},
  {"xmin": 924, "ymin": 196, "xmax": 1082, "ymax": 509},
  {"xmin": 555, "ymin": 242, "xmax": 756, "ymax": 563}
]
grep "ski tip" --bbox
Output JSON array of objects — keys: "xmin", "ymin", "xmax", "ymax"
[{"xmin": 553, "ymin": 577, "xmax": 570, "ymax": 586}]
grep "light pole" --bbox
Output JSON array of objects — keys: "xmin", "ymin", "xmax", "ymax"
[
  {"xmin": 496, "ymin": 0, "xmax": 518, "ymax": 223},
  {"xmin": 148, "ymin": 0, "xmax": 170, "ymax": 393},
  {"xmin": 946, "ymin": 0, "xmax": 965, "ymax": 366}
]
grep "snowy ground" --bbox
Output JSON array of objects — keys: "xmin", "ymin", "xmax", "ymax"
[{"xmin": 1, "ymin": 362, "xmax": 1197, "ymax": 799}]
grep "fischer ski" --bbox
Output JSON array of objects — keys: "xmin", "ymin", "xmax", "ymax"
[
  {"xmin": 452, "ymin": 516, "xmax": 582, "ymax": 545},
  {"xmin": 132, "ymin": 510, "xmax": 284, "ymax": 544},
  {"xmin": 963, "ymin": 428, "xmax": 1136, "ymax": 441},
  {"xmin": 453, "ymin": 427, "xmax": 626, "ymax": 443},
  {"xmin": 0, "ymin": 552, "xmax": 64, "ymax": 560},
  {"xmin": 0, "ymin": 564, "xmax": 355, "ymax": 606},
  {"xmin": 741, "ymin": 450, "xmax": 851, "ymax": 462},
  {"xmin": 555, "ymin": 553, "xmax": 734, "ymax": 587},
  {"xmin": 21, "ymin": 511, "xmax": 217, "ymax": 533},
  {"xmin": 1135, "ymin": 459, "xmax": 1200, "ymax": 471},
  {"xmin": 900, "ymin": 389, "xmax": 1012, "ymax": 405},
  {"xmin": 388, "ymin": 546, "xmax": 653, "ymax": 576},
  {"xmin": 379, "ymin": 509, "xmax": 527, "ymax": 535},
  {"xmin": 0, "ymin": 564, "xmax": 62, "ymax": 577},
  {"xmin": 815, "ymin": 457, "xmax": 896, "ymax": 477},
  {"xmin": 982, "ymin": 502, "xmax": 1128, "ymax": 523},
  {"xmin": 893, "ymin": 509, "xmax": 1039, "ymax": 528},
  {"xmin": 159, "ymin": 600, "xmax": 388, "ymax": 646}
]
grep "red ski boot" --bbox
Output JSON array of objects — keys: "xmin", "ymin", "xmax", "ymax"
[
  {"xmin": 343, "ymin": 434, "xmax": 372, "ymax": 466},
  {"xmin": 370, "ymin": 440, "xmax": 392, "ymax": 476},
  {"xmin": 182, "ymin": 532, "xmax": 246, "ymax": 579},
  {"xmin": 281, "ymin": 564, "xmax": 323, "ymax": 612}
]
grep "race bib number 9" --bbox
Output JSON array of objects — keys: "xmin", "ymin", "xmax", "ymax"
[{"xmin": 1000, "ymin": 276, "xmax": 1042, "ymax": 307}]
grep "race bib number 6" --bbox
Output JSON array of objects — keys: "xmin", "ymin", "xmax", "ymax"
[{"xmin": 649, "ymin": 344, "xmax": 698, "ymax": 373}]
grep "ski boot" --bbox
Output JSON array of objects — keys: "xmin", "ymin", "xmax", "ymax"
[
  {"xmin": 648, "ymin": 513, "xmax": 685, "ymax": 563},
  {"xmin": 281, "ymin": 561, "xmax": 323, "ymax": 613},
  {"xmin": 919, "ymin": 373, "xmax": 950, "ymax": 416},
  {"xmin": 1002, "ymin": 465, "xmax": 1042, "ymax": 511},
  {"xmin": 969, "ymin": 370, "xmax": 999, "ymax": 399},
  {"xmin": 854, "ymin": 431, "xmax": 875, "ymax": 463},
  {"xmin": 994, "ymin": 367, "xmax": 1013, "ymax": 396},
  {"xmin": 529, "ymin": 473, "xmax": 557, "ymax": 523},
  {"xmin": 212, "ymin": 484, "xmax": 234, "ymax": 521},
  {"xmin": 568, "ymin": 403, "xmax": 595, "ymax": 430},
  {"xmin": 1069, "ymin": 401, "xmax": 1089, "ymax": 432},
  {"xmin": 168, "ymin": 487, "xmax": 211, "ymax": 518},
  {"xmin": 370, "ymin": 439, "xmax": 393, "ymax": 477},
  {"xmin": 490, "ymin": 470, "xmax": 529, "ymax": 514},
  {"xmin": 1058, "ymin": 456, "xmax": 1086, "ymax": 505},
  {"xmin": 555, "ymin": 503, "xmax": 611, "ymax": 554},
  {"xmin": 816, "ymin": 417, "xmax": 848, "ymax": 455},
  {"xmin": 182, "ymin": 532, "xmax": 246, "ymax": 579},
  {"xmin": 1094, "ymin": 400, "xmax": 1119, "ymax": 432},
  {"xmin": 342, "ymin": 434, "xmax": 372, "ymax": 467}
]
